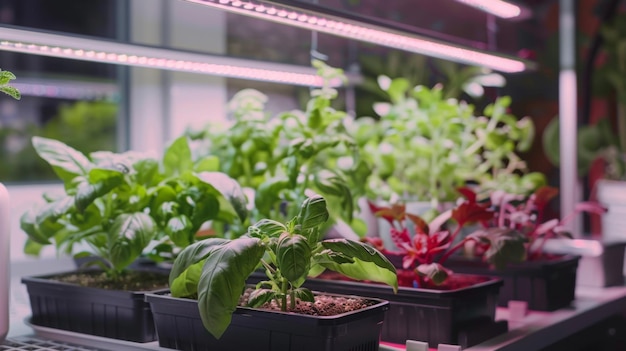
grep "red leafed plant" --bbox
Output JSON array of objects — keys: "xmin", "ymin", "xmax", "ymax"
[
  {"xmin": 366, "ymin": 195, "xmax": 527, "ymax": 287},
  {"xmin": 468, "ymin": 185, "xmax": 608, "ymax": 260}
]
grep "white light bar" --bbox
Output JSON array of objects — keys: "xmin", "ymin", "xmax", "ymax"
[
  {"xmin": 12, "ymin": 78, "xmax": 118, "ymax": 101},
  {"xmin": 182, "ymin": 0, "xmax": 535, "ymax": 73},
  {"xmin": 0, "ymin": 26, "xmax": 359, "ymax": 87},
  {"xmin": 453, "ymin": 0, "xmax": 529, "ymax": 19}
]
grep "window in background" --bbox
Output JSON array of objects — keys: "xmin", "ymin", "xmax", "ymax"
[{"xmin": 0, "ymin": 0, "xmax": 121, "ymax": 184}]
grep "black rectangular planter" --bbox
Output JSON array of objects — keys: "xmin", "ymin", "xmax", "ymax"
[
  {"xmin": 21, "ymin": 270, "xmax": 168, "ymax": 342},
  {"xmin": 252, "ymin": 273, "xmax": 506, "ymax": 349},
  {"xmin": 445, "ymin": 255, "xmax": 580, "ymax": 311},
  {"xmin": 145, "ymin": 290, "xmax": 390, "ymax": 351}
]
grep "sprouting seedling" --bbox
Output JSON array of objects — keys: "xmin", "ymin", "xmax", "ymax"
[{"xmin": 0, "ymin": 69, "xmax": 21, "ymax": 100}]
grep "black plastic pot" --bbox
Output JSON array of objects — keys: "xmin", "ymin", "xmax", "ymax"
[
  {"xmin": 21, "ymin": 270, "xmax": 169, "ymax": 342},
  {"xmin": 249, "ymin": 273, "xmax": 506, "ymax": 349},
  {"xmin": 145, "ymin": 290, "xmax": 390, "ymax": 351},
  {"xmin": 445, "ymin": 254, "xmax": 580, "ymax": 311}
]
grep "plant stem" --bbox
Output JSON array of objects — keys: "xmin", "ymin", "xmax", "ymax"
[
  {"xmin": 242, "ymin": 158, "xmax": 253, "ymax": 188},
  {"xmin": 280, "ymin": 277, "xmax": 288, "ymax": 312},
  {"xmin": 447, "ymin": 222, "xmax": 464, "ymax": 247},
  {"xmin": 260, "ymin": 259, "xmax": 275, "ymax": 275},
  {"xmin": 439, "ymin": 237, "xmax": 473, "ymax": 265}
]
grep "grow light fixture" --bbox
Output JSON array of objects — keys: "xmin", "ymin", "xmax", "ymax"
[
  {"xmin": 0, "ymin": 26, "xmax": 355, "ymax": 87},
  {"xmin": 182, "ymin": 0, "xmax": 535, "ymax": 73},
  {"xmin": 11, "ymin": 78, "xmax": 118, "ymax": 101},
  {"xmin": 453, "ymin": 0, "xmax": 529, "ymax": 19}
]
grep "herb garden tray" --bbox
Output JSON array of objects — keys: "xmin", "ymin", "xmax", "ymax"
[
  {"xmin": 249, "ymin": 272, "xmax": 506, "ymax": 348},
  {"xmin": 22, "ymin": 270, "xmax": 168, "ymax": 343},
  {"xmin": 145, "ymin": 290, "xmax": 390, "ymax": 351},
  {"xmin": 445, "ymin": 254, "xmax": 580, "ymax": 311}
]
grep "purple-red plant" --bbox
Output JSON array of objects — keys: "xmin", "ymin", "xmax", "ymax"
[
  {"xmin": 466, "ymin": 185, "xmax": 608, "ymax": 260},
  {"xmin": 366, "ymin": 197, "xmax": 527, "ymax": 286}
]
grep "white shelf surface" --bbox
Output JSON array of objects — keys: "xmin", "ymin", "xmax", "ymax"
[{"xmin": 465, "ymin": 284, "xmax": 626, "ymax": 351}]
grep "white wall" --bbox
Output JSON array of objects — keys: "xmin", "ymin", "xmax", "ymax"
[{"xmin": 130, "ymin": 0, "xmax": 227, "ymax": 153}]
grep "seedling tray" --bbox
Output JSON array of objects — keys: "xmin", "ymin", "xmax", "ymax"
[{"xmin": 146, "ymin": 290, "xmax": 390, "ymax": 351}]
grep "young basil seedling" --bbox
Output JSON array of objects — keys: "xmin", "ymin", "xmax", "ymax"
[{"xmin": 169, "ymin": 194, "xmax": 398, "ymax": 339}]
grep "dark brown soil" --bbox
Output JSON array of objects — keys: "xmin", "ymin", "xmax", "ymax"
[
  {"xmin": 51, "ymin": 270, "xmax": 169, "ymax": 291},
  {"xmin": 239, "ymin": 288, "xmax": 375, "ymax": 316}
]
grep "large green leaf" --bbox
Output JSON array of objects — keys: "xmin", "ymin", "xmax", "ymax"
[
  {"xmin": 163, "ymin": 136, "xmax": 194, "ymax": 177},
  {"xmin": 197, "ymin": 237, "xmax": 265, "ymax": 339},
  {"xmin": 32, "ymin": 136, "xmax": 91, "ymax": 184},
  {"xmin": 170, "ymin": 260, "xmax": 205, "ymax": 298},
  {"xmin": 75, "ymin": 168, "xmax": 124, "ymax": 212},
  {"xmin": 246, "ymin": 288, "xmax": 277, "ymax": 308},
  {"xmin": 20, "ymin": 209, "xmax": 51, "ymax": 245},
  {"xmin": 169, "ymin": 238, "xmax": 230, "ymax": 286},
  {"xmin": 255, "ymin": 177, "xmax": 289, "ymax": 216},
  {"xmin": 189, "ymin": 194, "xmax": 220, "ymax": 228},
  {"xmin": 313, "ymin": 171, "xmax": 354, "ymax": 222},
  {"xmin": 297, "ymin": 195, "xmax": 329, "ymax": 231},
  {"xmin": 133, "ymin": 158, "xmax": 160, "ymax": 186},
  {"xmin": 275, "ymin": 233, "xmax": 311, "ymax": 284},
  {"xmin": 249, "ymin": 219, "xmax": 287, "ymax": 238},
  {"xmin": 20, "ymin": 196, "xmax": 75, "ymax": 245},
  {"xmin": 195, "ymin": 172, "xmax": 248, "ymax": 222},
  {"xmin": 108, "ymin": 212, "xmax": 156, "ymax": 272},
  {"xmin": 320, "ymin": 238, "xmax": 398, "ymax": 292},
  {"xmin": 165, "ymin": 214, "xmax": 194, "ymax": 247},
  {"xmin": 194, "ymin": 155, "xmax": 220, "ymax": 172}
]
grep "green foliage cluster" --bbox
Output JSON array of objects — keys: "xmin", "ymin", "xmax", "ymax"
[
  {"xmin": 350, "ymin": 77, "xmax": 544, "ymax": 209},
  {"xmin": 0, "ymin": 100, "xmax": 117, "ymax": 182},
  {"xmin": 20, "ymin": 136, "xmax": 247, "ymax": 279},
  {"xmin": 0, "ymin": 69, "xmax": 20, "ymax": 100},
  {"xmin": 188, "ymin": 61, "xmax": 363, "ymax": 233}
]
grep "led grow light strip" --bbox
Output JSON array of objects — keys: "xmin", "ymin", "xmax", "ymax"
[
  {"xmin": 453, "ymin": 0, "xmax": 522, "ymax": 19},
  {"xmin": 0, "ymin": 26, "xmax": 356, "ymax": 87},
  {"xmin": 182, "ymin": 0, "xmax": 534, "ymax": 73},
  {"xmin": 12, "ymin": 78, "xmax": 118, "ymax": 101}
]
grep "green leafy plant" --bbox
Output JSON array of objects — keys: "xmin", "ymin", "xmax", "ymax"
[
  {"xmin": 0, "ymin": 100, "xmax": 118, "ymax": 182},
  {"xmin": 188, "ymin": 60, "xmax": 362, "ymax": 232},
  {"xmin": 20, "ymin": 135, "xmax": 247, "ymax": 279},
  {"xmin": 355, "ymin": 50, "xmax": 504, "ymax": 118},
  {"xmin": 350, "ymin": 79, "xmax": 543, "ymax": 209},
  {"xmin": 168, "ymin": 194, "xmax": 397, "ymax": 339},
  {"xmin": 0, "ymin": 68, "xmax": 20, "ymax": 100}
]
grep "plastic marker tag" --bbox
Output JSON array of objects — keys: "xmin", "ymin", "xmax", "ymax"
[
  {"xmin": 438, "ymin": 344, "xmax": 462, "ymax": 351},
  {"xmin": 406, "ymin": 339, "xmax": 429, "ymax": 351}
]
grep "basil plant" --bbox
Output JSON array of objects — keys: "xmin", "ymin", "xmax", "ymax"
[
  {"xmin": 168, "ymin": 195, "xmax": 398, "ymax": 339},
  {"xmin": 188, "ymin": 60, "xmax": 365, "ymax": 235},
  {"xmin": 20, "ymin": 136, "xmax": 247, "ymax": 279}
]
